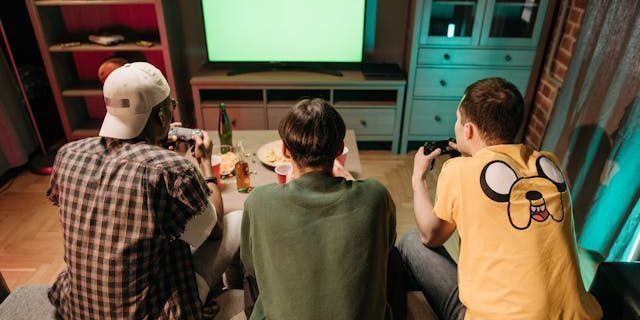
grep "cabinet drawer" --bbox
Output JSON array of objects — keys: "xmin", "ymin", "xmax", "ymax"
[
  {"xmin": 409, "ymin": 100, "xmax": 458, "ymax": 136},
  {"xmin": 413, "ymin": 67, "xmax": 530, "ymax": 97},
  {"xmin": 338, "ymin": 109, "xmax": 395, "ymax": 136},
  {"xmin": 267, "ymin": 108, "xmax": 290, "ymax": 130},
  {"xmin": 202, "ymin": 107, "xmax": 266, "ymax": 130},
  {"xmin": 417, "ymin": 48, "xmax": 535, "ymax": 67}
]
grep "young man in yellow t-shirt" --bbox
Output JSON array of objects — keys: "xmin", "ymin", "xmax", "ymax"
[{"xmin": 399, "ymin": 78, "xmax": 602, "ymax": 319}]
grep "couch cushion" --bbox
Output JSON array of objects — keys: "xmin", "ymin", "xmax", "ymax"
[{"xmin": 0, "ymin": 285, "xmax": 55, "ymax": 319}]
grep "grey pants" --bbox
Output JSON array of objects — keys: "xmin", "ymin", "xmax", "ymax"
[{"xmin": 398, "ymin": 230, "xmax": 466, "ymax": 320}]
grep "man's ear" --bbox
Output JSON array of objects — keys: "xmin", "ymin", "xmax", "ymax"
[
  {"xmin": 463, "ymin": 122, "xmax": 476, "ymax": 141},
  {"xmin": 336, "ymin": 141, "xmax": 345, "ymax": 157},
  {"xmin": 282, "ymin": 143, "xmax": 291, "ymax": 159},
  {"xmin": 157, "ymin": 109, "xmax": 166, "ymax": 124}
]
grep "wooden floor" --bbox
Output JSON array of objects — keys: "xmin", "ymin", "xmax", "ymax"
[{"xmin": 0, "ymin": 150, "xmax": 458, "ymax": 290}]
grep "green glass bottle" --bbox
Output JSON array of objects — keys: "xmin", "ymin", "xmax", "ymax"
[{"xmin": 218, "ymin": 102, "xmax": 232, "ymax": 146}]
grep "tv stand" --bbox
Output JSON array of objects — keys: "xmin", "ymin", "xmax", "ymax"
[
  {"xmin": 227, "ymin": 63, "xmax": 343, "ymax": 77},
  {"xmin": 190, "ymin": 69, "xmax": 406, "ymax": 153}
]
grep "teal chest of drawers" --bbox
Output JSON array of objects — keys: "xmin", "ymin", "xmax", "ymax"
[{"xmin": 400, "ymin": 0, "xmax": 555, "ymax": 153}]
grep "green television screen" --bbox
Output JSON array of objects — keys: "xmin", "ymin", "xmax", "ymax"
[{"xmin": 201, "ymin": 0, "xmax": 366, "ymax": 62}]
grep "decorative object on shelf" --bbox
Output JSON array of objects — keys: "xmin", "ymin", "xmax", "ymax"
[
  {"xmin": 98, "ymin": 57, "xmax": 128, "ymax": 84},
  {"xmin": 56, "ymin": 41, "xmax": 81, "ymax": 48},
  {"xmin": 88, "ymin": 33, "xmax": 124, "ymax": 46},
  {"xmin": 135, "ymin": 40, "xmax": 154, "ymax": 48}
]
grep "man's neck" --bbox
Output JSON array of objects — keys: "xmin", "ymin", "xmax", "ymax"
[
  {"xmin": 469, "ymin": 139, "xmax": 514, "ymax": 156},
  {"xmin": 468, "ymin": 140, "xmax": 489, "ymax": 156},
  {"xmin": 292, "ymin": 164, "xmax": 330, "ymax": 178}
]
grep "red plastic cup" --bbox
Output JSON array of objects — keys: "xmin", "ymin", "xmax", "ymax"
[
  {"xmin": 275, "ymin": 163, "xmax": 292, "ymax": 184},
  {"xmin": 336, "ymin": 146, "xmax": 349, "ymax": 166},
  {"xmin": 211, "ymin": 155, "xmax": 222, "ymax": 186}
]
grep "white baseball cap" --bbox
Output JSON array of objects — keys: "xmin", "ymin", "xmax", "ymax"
[{"xmin": 99, "ymin": 62, "xmax": 170, "ymax": 140}]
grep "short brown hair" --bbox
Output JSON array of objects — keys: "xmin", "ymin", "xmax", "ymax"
[
  {"xmin": 278, "ymin": 98, "xmax": 346, "ymax": 170},
  {"xmin": 459, "ymin": 78, "xmax": 524, "ymax": 144}
]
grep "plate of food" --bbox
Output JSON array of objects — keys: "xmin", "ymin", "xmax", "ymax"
[
  {"xmin": 257, "ymin": 140, "xmax": 291, "ymax": 167},
  {"xmin": 212, "ymin": 145, "xmax": 239, "ymax": 176},
  {"xmin": 219, "ymin": 151, "xmax": 239, "ymax": 176}
]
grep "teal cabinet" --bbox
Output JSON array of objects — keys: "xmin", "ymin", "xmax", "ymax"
[
  {"xmin": 400, "ymin": 0, "xmax": 554, "ymax": 152},
  {"xmin": 480, "ymin": 0, "xmax": 549, "ymax": 47},
  {"xmin": 419, "ymin": 0, "xmax": 486, "ymax": 45}
]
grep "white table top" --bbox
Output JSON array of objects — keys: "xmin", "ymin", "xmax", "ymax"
[{"xmin": 192, "ymin": 130, "xmax": 361, "ymax": 213}]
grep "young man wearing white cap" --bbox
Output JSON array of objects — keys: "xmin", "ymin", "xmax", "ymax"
[{"xmin": 47, "ymin": 62, "xmax": 240, "ymax": 319}]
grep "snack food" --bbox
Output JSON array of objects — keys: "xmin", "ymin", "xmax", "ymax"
[
  {"xmin": 219, "ymin": 151, "xmax": 239, "ymax": 176},
  {"xmin": 257, "ymin": 140, "xmax": 291, "ymax": 167}
]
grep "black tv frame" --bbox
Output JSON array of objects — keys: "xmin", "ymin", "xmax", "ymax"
[{"xmin": 200, "ymin": 0, "xmax": 375, "ymax": 77}]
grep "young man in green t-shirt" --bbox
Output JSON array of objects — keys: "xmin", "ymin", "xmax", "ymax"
[{"xmin": 241, "ymin": 98, "xmax": 398, "ymax": 320}]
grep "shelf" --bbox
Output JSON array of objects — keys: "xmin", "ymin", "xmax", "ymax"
[
  {"xmin": 61, "ymin": 82, "xmax": 103, "ymax": 97},
  {"xmin": 432, "ymin": 1, "xmax": 477, "ymax": 5},
  {"xmin": 201, "ymin": 100, "xmax": 263, "ymax": 108},
  {"xmin": 71, "ymin": 119, "xmax": 102, "ymax": 139},
  {"xmin": 333, "ymin": 101, "xmax": 397, "ymax": 108},
  {"xmin": 36, "ymin": 0, "xmax": 157, "ymax": 6},
  {"xmin": 49, "ymin": 42, "xmax": 162, "ymax": 52},
  {"xmin": 28, "ymin": 0, "xmax": 186, "ymax": 142},
  {"xmin": 266, "ymin": 89, "xmax": 331, "ymax": 103}
]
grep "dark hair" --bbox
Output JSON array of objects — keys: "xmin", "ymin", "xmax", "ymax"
[
  {"xmin": 459, "ymin": 77, "xmax": 524, "ymax": 144},
  {"xmin": 278, "ymin": 98, "xmax": 346, "ymax": 170}
]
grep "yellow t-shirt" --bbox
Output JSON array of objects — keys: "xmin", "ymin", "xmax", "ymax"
[{"xmin": 434, "ymin": 144, "xmax": 602, "ymax": 320}]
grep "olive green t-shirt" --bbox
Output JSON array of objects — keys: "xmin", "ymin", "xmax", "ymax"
[{"xmin": 241, "ymin": 172, "xmax": 396, "ymax": 320}]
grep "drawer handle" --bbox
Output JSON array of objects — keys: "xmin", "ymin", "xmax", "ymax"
[
  {"xmin": 443, "ymin": 53, "xmax": 450, "ymax": 60},
  {"xmin": 434, "ymin": 115, "xmax": 442, "ymax": 123},
  {"xmin": 505, "ymin": 54, "xmax": 512, "ymax": 62},
  {"xmin": 439, "ymin": 80, "xmax": 447, "ymax": 87},
  {"xmin": 360, "ymin": 120, "xmax": 368, "ymax": 127}
]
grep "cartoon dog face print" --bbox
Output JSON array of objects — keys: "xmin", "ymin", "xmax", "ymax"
[{"xmin": 480, "ymin": 157, "xmax": 568, "ymax": 230}]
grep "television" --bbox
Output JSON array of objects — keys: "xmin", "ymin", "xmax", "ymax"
[{"xmin": 201, "ymin": 0, "xmax": 369, "ymax": 76}]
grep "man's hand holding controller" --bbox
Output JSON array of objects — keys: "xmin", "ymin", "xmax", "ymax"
[
  {"xmin": 168, "ymin": 126, "xmax": 204, "ymax": 143},
  {"xmin": 166, "ymin": 125, "xmax": 212, "ymax": 177}
]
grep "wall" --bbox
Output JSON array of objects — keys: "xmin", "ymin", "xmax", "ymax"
[{"xmin": 524, "ymin": 0, "xmax": 587, "ymax": 149}]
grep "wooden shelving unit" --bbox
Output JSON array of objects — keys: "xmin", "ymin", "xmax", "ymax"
[
  {"xmin": 191, "ymin": 70, "xmax": 406, "ymax": 153},
  {"xmin": 26, "ymin": 0, "xmax": 185, "ymax": 140}
]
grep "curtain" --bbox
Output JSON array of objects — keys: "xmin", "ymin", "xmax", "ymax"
[
  {"xmin": 542, "ymin": 0, "xmax": 640, "ymax": 261},
  {"xmin": 0, "ymin": 41, "xmax": 37, "ymax": 176}
]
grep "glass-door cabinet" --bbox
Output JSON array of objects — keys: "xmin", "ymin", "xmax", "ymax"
[
  {"xmin": 480, "ymin": 0, "xmax": 549, "ymax": 46},
  {"xmin": 420, "ymin": 0, "xmax": 547, "ymax": 47},
  {"xmin": 419, "ymin": 0, "xmax": 486, "ymax": 45}
]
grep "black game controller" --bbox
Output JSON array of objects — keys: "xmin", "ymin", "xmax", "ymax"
[
  {"xmin": 423, "ymin": 138, "xmax": 461, "ymax": 169},
  {"xmin": 168, "ymin": 127, "xmax": 203, "ymax": 143},
  {"xmin": 423, "ymin": 138, "xmax": 461, "ymax": 157}
]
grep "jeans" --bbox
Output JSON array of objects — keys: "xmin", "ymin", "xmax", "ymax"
[{"xmin": 398, "ymin": 230, "xmax": 466, "ymax": 320}]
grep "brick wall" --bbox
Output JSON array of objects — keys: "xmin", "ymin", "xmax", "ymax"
[{"xmin": 524, "ymin": 0, "xmax": 587, "ymax": 149}]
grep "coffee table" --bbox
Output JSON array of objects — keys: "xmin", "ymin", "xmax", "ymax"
[{"xmin": 199, "ymin": 130, "xmax": 361, "ymax": 213}]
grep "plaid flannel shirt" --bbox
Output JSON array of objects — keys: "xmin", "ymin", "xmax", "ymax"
[{"xmin": 47, "ymin": 137, "xmax": 211, "ymax": 319}]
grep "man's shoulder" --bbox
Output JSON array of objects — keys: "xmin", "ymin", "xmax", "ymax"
[
  {"xmin": 352, "ymin": 178, "xmax": 389, "ymax": 194},
  {"xmin": 57, "ymin": 137, "xmax": 101, "ymax": 154},
  {"xmin": 247, "ymin": 183, "xmax": 283, "ymax": 201},
  {"xmin": 128, "ymin": 144, "xmax": 197, "ymax": 174}
]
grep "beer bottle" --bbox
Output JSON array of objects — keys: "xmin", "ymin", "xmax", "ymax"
[
  {"xmin": 235, "ymin": 150, "xmax": 252, "ymax": 193},
  {"xmin": 218, "ymin": 103, "xmax": 232, "ymax": 146}
]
